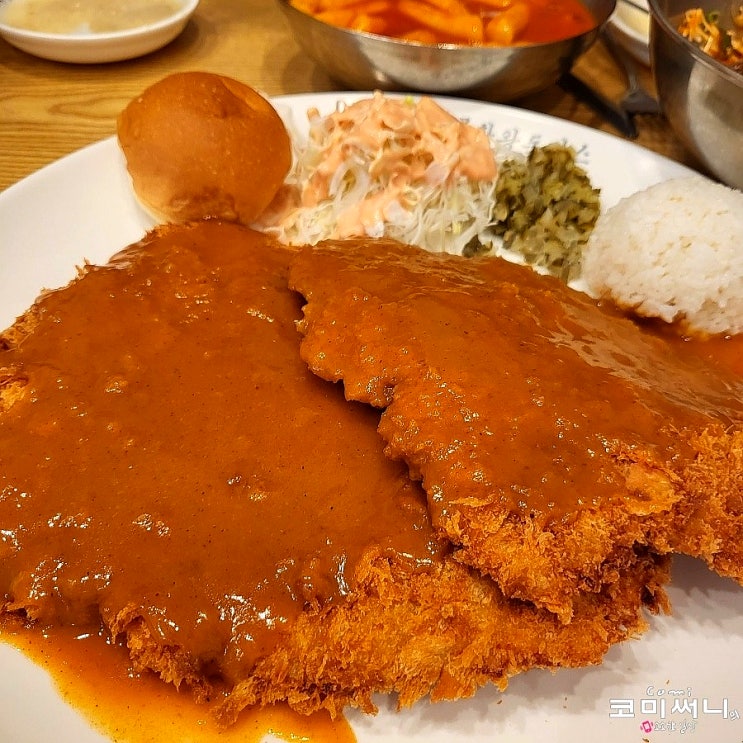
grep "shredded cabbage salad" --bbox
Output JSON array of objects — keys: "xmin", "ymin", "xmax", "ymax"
[{"xmin": 256, "ymin": 92, "xmax": 500, "ymax": 255}]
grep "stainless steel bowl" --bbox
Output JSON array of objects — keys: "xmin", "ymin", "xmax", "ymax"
[
  {"xmin": 276, "ymin": 0, "xmax": 616, "ymax": 101},
  {"xmin": 649, "ymin": 0, "xmax": 743, "ymax": 189}
]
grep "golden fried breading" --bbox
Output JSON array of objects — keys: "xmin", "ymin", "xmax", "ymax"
[
  {"xmin": 653, "ymin": 428, "xmax": 743, "ymax": 579},
  {"xmin": 288, "ymin": 238, "xmax": 743, "ymax": 622},
  {"xmin": 217, "ymin": 547, "xmax": 669, "ymax": 722},
  {"xmin": 101, "ymin": 548, "xmax": 669, "ymax": 723},
  {"xmin": 102, "ymin": 534, "xmax": 668, "ymax": 724}
]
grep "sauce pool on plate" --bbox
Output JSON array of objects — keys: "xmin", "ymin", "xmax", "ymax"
[
  {"xmin": 0, "ymin": 0, "xmax": 186, "ymax": 34},
  {"xmin": 0, "ymin": 616, "xmax": 356, "ymax": 743}
]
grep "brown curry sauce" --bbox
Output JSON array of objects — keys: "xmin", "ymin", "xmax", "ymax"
[
  {"xmin": 288, "ymin": 239, "xmax": 743, "ymax": 523},
  {"xmin": 0, "ymin": 221, "xmax": 440, "ymax": 738}
]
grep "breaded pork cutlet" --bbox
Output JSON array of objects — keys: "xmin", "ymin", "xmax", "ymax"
[
  {"xmin": 288, "ymin": 238, "xmax": 743, "ymax": 622},
  {"xmin": 0, "ymin": 221, "xmax": 669, "ymax": 724}
]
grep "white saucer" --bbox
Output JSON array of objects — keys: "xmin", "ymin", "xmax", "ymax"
[
  {"xmin": 607, "ymin": 0, "xmax": 651, "ymax": 66},
  {"xmin": 0, "ymin": 0, "xmax": 199, "ymax": 63}
]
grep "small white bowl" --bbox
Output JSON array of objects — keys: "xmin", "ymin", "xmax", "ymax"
[
  {"xmin": 0, "ymin": 0, "xmax": 199, "ymax": 63},
  {"xmin": 607, "ymin": 0, "xmax": 651, "ymax": 65}
]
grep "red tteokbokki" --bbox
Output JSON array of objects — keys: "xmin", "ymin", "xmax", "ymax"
[{"xmin": 289, "ymin": 0, "xmax": 597, "ymax": 45}]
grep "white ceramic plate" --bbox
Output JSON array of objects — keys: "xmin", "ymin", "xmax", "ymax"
[
  {"xmin": 1, "ymin": 93, "xmax": 741, "ymax": 743},
  {"xmin": 0, "ymin": 0, "xmax": 198, "ymax": 63}
]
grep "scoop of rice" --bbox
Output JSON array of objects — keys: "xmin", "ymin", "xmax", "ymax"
[{"xmin": 582, "ymin": 176, "xmax": 743, "ymax": 335}]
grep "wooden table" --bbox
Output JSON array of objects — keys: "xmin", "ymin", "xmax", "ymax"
[{"xmin": 0, "ymin": 0, "xmax": 697, "ymax": 192}]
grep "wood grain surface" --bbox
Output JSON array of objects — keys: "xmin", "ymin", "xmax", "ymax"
[{"xmin": 0, "ymin": 0, "xmax": 699, "ymax": 192}]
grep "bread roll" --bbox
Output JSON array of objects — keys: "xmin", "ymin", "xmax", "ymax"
[{"xmin": 117, "ymin": 72, "xmax": 292, "ymax": 225}]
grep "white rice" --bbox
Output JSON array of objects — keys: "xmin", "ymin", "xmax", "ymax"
[{"xmin": 582, "ymin": 175, "xmax": 743, "ymax": 336}]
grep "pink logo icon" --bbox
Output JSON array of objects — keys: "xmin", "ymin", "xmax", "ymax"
[{"xmin": 640, "ymin": 720, "xmax": 653, "ymax": 733}]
